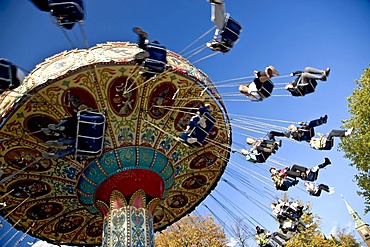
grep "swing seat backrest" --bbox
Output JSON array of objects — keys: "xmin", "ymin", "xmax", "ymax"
[
  {"xmin": 186, "ymin": 112, "xmax": 216, "ymax": 147},
  {"xmin": 0, "ymin": 60, "xmax": 13, "ymax": 90},
  {"xmin": 0, "ymin": 59, "xmax": 21, "ymax": 91},
  {"xmin": 292, "ymin": 79, "xmax": 318, "ymax": 97},
  {"xmin": 248, "ymin": 78, "xmax": 274, "ymax": 101},
  {"xmin": 256, "ymin": 151, "xmax": 269, "ymax": 163},
  {"xmin": 142, "ymin": 43, "xmax": 167, "ymax": 74},
  {"xmin": 298, "ymin": 127, "xmax": 314, "ymax": 141},
  {"xmin": 220, "ymin": 14, "xmax": 242, "ymax": 48},
  {"xmin": 306, "ymin": 171, "xmax": 318, "ymax": 182},
  {"xmin": 257, "ymin": 79, "xmax": 274, "ymax": 99},
  {"xmin": 75, "ymin": 110, "xmax": 106, "ymax": 157},
  {"xmin": 49, "ymin": 0, "xmax": 85, "ymax": 27},
  {"xmin": 323, "ymin": 138, "xmax": 334, "ymax": 150}
]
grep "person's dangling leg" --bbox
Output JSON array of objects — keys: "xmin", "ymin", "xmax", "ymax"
[
  {"xmin": 297, "ymin": 220, "xmax": 306, "ymax": 229},
  {"xmin": 304, "ymin": 67, "xmax": 324, "ymax": 75},
  {"xmin": 268, "ymin": 131, "xmax": 289, "ymax": 141},
  {"xmin": 289, "ymin": 165, "xmax": 309, "ymax": 180},
  {"xmin": 133, "ymin": 27, "xmax": 148, "ymax": 50},
  {"xmin": 211, "ymin": 1, "xmax": 226, "ymax": 33},
  {"xmin": 60, "ymin": 137, "xmax": 76, "ymax": 146},
  {"xmin": 318, "ymin": 184, "xmax": 330, "ymax": 193},
  {"xmin": 288, "ymin": 165, "xmax": 307, "ymax": 172},
  {"xmin": 312, "ymin": 188, "xmax": 322, "ymax": 197},
  {"xmin": 270, "ymin": 235, "xmax": 285, "ymax": 246},
  {"xmin": 327, "ymin": 129, "xmax": 346, "ymax": 140},
  {"xmin": 305, "ymin": 66, "xmax": 330, "ymax": 77},
  {"xmin": 273, "ymin": 231, "xmax": 289, "ymax": 241},
  {"xmin": 307, "ymin": 115, "xmax": 328, "ymax": 128},
  {"xmin": 56, "ymin": 147, "xmax": 76, "ymax": 158},
  {"xmin": 318, "ymin": 157, "xmax": 331, "ymax": 169},
  {"xmin": 297, "ymin": 73, "xmax": 324, "ymax": 86},
  {"xmin": 256, "ymin": 146, "xmax": 273, "ymax": 153},
  {"xmin": 290, "ymin": 165, "xmax": 307, "ymax": 173}
]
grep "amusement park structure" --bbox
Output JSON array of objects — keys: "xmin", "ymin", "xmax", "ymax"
[{"xmin": 0, "ymin": 29, "xmax": 232, "ymax": 247}]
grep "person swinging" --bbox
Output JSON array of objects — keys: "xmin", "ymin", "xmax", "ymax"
[{"xmin": 206, "ymin": 0, "xmax": 242, "ymax": 53}]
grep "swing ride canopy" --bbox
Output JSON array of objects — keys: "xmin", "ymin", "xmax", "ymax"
[{"xmin": 0, "ymin": 42, "xmax": 232, "ymax": 245}]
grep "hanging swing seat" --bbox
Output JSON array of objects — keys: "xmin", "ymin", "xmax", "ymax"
[
  {"xmin": 305, "ymin": 170, "xmax": 318, "ymax": 182},
  {"xmin": 295, "ymin": 127, "xmax": 315, "ymax": 142},
  {"xmin": 208, "ymin": 14, "xmax": 242, "ymax": 53},
  {"xmin": 254, "ymin": 78, "xmax": 274, "ymax": 100},
  {"xmin": 289, "ymin": 78, "xmax": 317, "ymax": 97},
  {"xmin": 219, "ymin": 14, "xmax": 242, "ymax": 49},
  {"xmin": 48, "ymin": 0, "xmax": 85, "ymax": 29},
  {"xmin": 321, "ymin": 138, "xmax": 334, "ymax": 150},
  {"xmin": 179, "ymin": 111, "xmax": 216, "ymax": 147},
  {"xmin": 140, "ymin": 43, "xmax": 167, "ymax": 75},
  {"xmin": 75, "ymin": 110, "xmax": 106, "ymax": 157},
  {"xmin": 256, "ymin": 151, "xmax": 271, "ymax": 163},
  {"xmin": 0, "ymin": 59, "xmax": 23, "ymax": 93}
]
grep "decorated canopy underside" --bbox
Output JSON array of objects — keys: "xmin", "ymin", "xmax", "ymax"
[{"xmin": 0, "ymin": 42, "xmax": 231, "ymax": 245}]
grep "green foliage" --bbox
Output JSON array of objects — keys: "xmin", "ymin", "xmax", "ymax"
[{"xmin": 340, "ymin": 67, "xmax": 370, "ymax": 213}]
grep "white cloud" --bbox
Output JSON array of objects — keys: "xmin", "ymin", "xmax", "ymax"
[
  {"xmin": 32, "ymin": 240, "xmax": 72, "ymax": 247},
  {"xmin": 330, "ymin": 225, "xmax": 338, "ymax": 236},
  {"xmin": 226, "ymin": 237, "xmax": 238, "ymax": 247}
]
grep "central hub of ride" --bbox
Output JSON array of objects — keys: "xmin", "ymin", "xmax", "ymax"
[
  {"xmin": 76, "ymin": 146, "xmax": 174, "ymax": 213},
  {"xmin": 76, "ymin": 147, "xmax": 174, "ymax": 246}
]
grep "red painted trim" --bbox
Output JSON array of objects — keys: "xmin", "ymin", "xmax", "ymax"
[{"xmin": 95, "ymin": 169, "xmax": 164, "ymax": 205}]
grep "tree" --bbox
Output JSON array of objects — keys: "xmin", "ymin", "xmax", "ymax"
[
  {"xmin": 339, "ymin": 67, "xmax": 370, "ymax": 213},
  {"xmin": 247, "ymin": 194, "xmax": 362, "ymax": 247},
  {"xmin": 154, "ymin": 214, "xmax": 228, "ymax": 247},
  {"xmin": 333, "ymin": 227, "xmax": 363, "ymax": 247},
  {"xmin": 229, "ymin": 218, "xmax": 254, "ymax": 247},
  {"xmin": 280, "ymin": 203, "xmax": 361, "ymax": 247}
]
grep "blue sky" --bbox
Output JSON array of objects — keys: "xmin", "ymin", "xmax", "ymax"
[{"xmin": 0, "ymin": 0, "xmax": 369, "ymax": 246}]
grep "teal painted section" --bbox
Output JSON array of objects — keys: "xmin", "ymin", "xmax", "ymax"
[
  {"xmin": 165, "ymin": 178, "xmax": 175, "ymax": 190},
  {"xmin": 152, "ymin": 152, "xmax": 167, "ymax": 173},
  {"xmin": 84, "ymin": 161, "xmax": 108, "ymax": 185},
  {"xmin": 98, "ymin": 151, "xmax": 120, "ymax": 176},
  {"xmin": 138, "ymin": 148, "xmax": 155, "ymax": 168},
  {"xmin": 118, "ymin": 146, "xmax": 137, "ymax": 168},
  {"xmin": 77, "ymin": 178, "xmax": 97, "ymax": 194},
  {"xmin": 162, "ymin": 163, "xmax": 174, "ymax": 180},
  {"xmin": 77, "ymin": 147, "xmax": 175, "ymax": 214},
  {"xmin": 79, "ymin": 193, "xmax": 94, "ymax": 205}
]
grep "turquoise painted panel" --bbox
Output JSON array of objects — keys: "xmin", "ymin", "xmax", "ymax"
[
  {"xmin": 83, "ymin": 161, "xmax": 109, "ymax": 186},
  {"xmin": 151, "ymin": 152, "xmax": 167, "ymax": 174},
  {"xmin": 77, "ymin": 178, "xmax": 97, "ymax": 194},
  {"xmin": 86, "ymin": 206, "xmax": 99, "ymax": 214},
  {"xmin": 79, "ymin": 194, "xmax": 94, "ymax": 205},
  {"xmin": 138, "ymin": 148, "xmax": 155, "ymax": 168},
  {"xmin": 164, "ymin": 178, "xmax": 175, "ymax": 190},
  {"xmin": 98, "ymin": 151, "xmax": 120, "ymax": 176},
  {"xmin": 161, "ymin": 162, "xmax": 174, "ymax": 180},
  {"xmin": 118, "ymin": 147, "xmax": 137, "ymax": 169}
]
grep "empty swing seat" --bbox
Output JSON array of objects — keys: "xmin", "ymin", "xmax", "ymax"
[
  {"xmin": 75, "ymin": 110, "xmax": 105, "ymax": 157},
  {"xmin": 0, "ymin": 59, "xmax": 24, "ymax": 93},
  {"xmin": 141, "ymin": 43, "xmax": 167, "ymax": 75},
  {"xmin": 220, "ymin": 14, "xmax": 242, "ymax": 49},
  {"xmin": 48, "ymin": 0, "xmax": 85, "ymax": 29}
]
